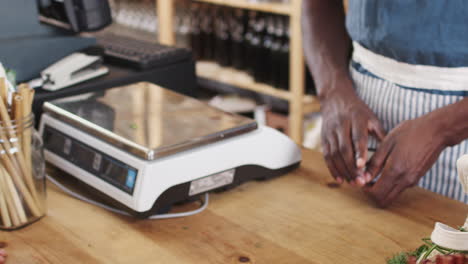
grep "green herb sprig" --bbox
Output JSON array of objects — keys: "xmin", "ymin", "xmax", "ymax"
[
  {"xmin": 387, "ymin": 237, "xmax": 468, "ymax": 264},
  {"xmin": 387, "ymin": 252, "xmax": 408, "ymax": 264}
]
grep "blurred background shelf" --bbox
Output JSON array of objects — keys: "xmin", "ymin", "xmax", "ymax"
[
  {"xmin": 196, "ymin": 61, "xmax": 291, "ymax": 100},
  {"xmin": 194, "ymin": 0, "xmax": 292, "ymax": 15},
  {"xmin": 197, "ymin": 61, "xmax": 320, "ymax": 114},
  {"xmin": 154, "ymin": 0, "xmax": 311, "ymax": 144}
]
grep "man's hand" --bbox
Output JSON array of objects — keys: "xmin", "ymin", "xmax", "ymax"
[
  {"xmin": 302, "ymin": 0, "xmax": 381, "ymax": 183},
  {"xmin": 321, "ymin": 77, "xmax": 386, "ymax": 184},
  {"xmin": 363, "ymin": 114, "xmax": 447, "ymax": 208}
]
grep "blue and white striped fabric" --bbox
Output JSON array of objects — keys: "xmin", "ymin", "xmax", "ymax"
[{"xmin": 350, "ymin": 43, "xmax": 468, "ymax": 203}]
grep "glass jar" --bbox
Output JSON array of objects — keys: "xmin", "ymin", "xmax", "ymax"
[{"xmin": 0, "ymin": 113, "xmax": 46, "ymax": 230}]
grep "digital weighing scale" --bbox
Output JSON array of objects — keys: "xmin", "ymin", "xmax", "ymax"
[{"xmin": 39, "ymin": 82, "xmax": 301, "ymax": 217}]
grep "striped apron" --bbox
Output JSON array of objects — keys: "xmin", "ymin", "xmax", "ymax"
[{"xmin": 350, "ymin": 42, "xmax": 468, "ymax": 203}]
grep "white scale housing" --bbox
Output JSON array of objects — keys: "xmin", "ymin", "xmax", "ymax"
[{"xmin": 39, "ymin": 82, "xmax": 301, "ymax": 216}]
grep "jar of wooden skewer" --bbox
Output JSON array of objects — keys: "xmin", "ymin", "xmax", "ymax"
[{"xmin": 0, "ymin": 83, "xmax": 45, "ymax": 230}]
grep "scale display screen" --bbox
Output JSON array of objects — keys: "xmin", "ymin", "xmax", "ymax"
[{"xmin": 43, "ymin": 126, "xmax": 138, "ymax": 194}]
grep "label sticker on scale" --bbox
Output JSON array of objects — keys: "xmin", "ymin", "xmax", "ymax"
[{"xmin": 189, "ymin": 169, "xmax": 235, "ymax": 196}]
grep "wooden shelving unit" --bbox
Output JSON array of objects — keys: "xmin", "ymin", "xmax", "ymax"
[
  {"xmin": 196, "ymin": 61, "xmax": 290, "ymax": 100},
  {"xmin": 194, "ymin": 0, "xmax": 292, "ymax": 15},
  {"xmin": 157, "ymin": 0, "xmax": 320, "ymax": 144},
  {"xmin": 196, "ymin": 61, "xmax": 320, "ymax": 113}
]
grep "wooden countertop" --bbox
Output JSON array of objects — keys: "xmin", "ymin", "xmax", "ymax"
[{"xmin": 2, "ymin": 150, "xmax": 466, "ymax": 263}]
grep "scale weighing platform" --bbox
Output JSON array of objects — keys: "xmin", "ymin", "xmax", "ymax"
[{"xmin": 39, "ymin": 82, "xmax": 301, "ymax": 217}]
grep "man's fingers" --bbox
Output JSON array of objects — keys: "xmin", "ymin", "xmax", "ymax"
[
  {"xmin": 368, "ymin": 119, "xmax": 386, "ymax": 141},
  {"xmin": 329, "ymin": 159, "xmax": 344, "ymax": 184},
  {"xmin": 364, "ymin": 179, "xmax": 392, "ymax": 208},
  {"xmin": 335, "ymin": 151, "xmax": 355, "ymax": 183},
  {"xmin": 323, "ymin": 141, "xmax": 343, "ymax": 183},
  {"xmin": 327, "ymin": 132, "xmax": 354, "ymax": 182},
  {"xmin": 336, "ymin": 127, "xmax": 359, "ymax": 181},
  {"xmin": 365, "ymin": 139, "xmax": 394, "ymax": 181},
  {"xmin": 366, "ymin": 179, "xmax": 408, "ymax": 208},
  {"xmin": 379, "ymin": 183, "xmax": 407, "ymax": 208},
  {"xmin": 364, "ymin": 157, "xmax": 403, "ymax": 208},
  {"xmin": 351, "ymin": 122, "xmax": 368, "ymax": 171},
  {"xmin": 378, "ymin": 171, "xmax": 418, "ymax": 207}
]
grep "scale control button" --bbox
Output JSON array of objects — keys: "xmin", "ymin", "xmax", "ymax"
[
  {"xmin": 93, "ymin": 153, "xmax": 102, "ymax": 171},
  {"xmin": 63, "ymin": 138, "xmax": 72, "ymax": 155},
  {"xmin": 126, "ymin": 170, "xmax": 137, "ymax": 189}
]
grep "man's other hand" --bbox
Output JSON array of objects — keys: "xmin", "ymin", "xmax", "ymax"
[
  {"xmin": 364, "ymin": 114, "xmax": 446, "ymax": 208},
  {"xmin": 321, "ymin": 77, "xmax": 386, "ymax": 184}
]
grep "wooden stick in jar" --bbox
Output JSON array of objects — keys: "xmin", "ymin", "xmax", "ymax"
[
  {"xmin": 3, "ymin": 167, "xmax": 27, "ymax": 223},
  {"xmin": 0, "ymin": 143, "xmax": 41, "ymax": 217},
  {"xmin": 12, "ymin": 94, "xmax": 25, "ymax": 165},
  {"xmin": 18, "ymin": 94, "xmax": 41, "ymax": 211},
  {"xmin": 12, "ymin": 93, "xmax": 22, "ymax": 141},
  {"xmin": 10, "ymin": 93, "xmax": 25, "ymax": 179},
  {"xmin": 11, "ymin": 95, "xmax": 35, "ymax": 195},
  {"xmin": 0, "ymin": 78, "xmax": 7, "ymax": 107},
  {"xmin": 0, "ymin": 93, "xmax": 40, "ymax": 208},
  {"xmin": 18, "ymin": 85, "xmax": 33, "ymax": 180},
  {"xmin": 18, "ymin": 87, "xmax": 38, "ymax": 205},
  {"xmin": 0, "ymin": 99, "xmax": 28, "ymax": 224},
  {"xmin": 0, "ymin": 167, "xmax": 21, "ymax": 226},
  {"xmin": 0, "ymin": 178, "xmax": 12, "ymax": 228}
]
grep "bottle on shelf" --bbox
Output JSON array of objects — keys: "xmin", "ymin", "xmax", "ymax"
[
  {"xmin": 230, "ymin": 9, "xmax": 246, "ymax": 70},
  {"xmin": 200, "ymin": 4, "xmax": 215, "ymax": 61},
  {"xmin": 214, "ymin": 7, "xmax": 232, "ymax": 66},
  {"xmin": 270, "ymin": 15, "xmax": 285, "ymax": 88},
  {"xmin": 278, "ymin": 17, "xmax": 290, "ymax": 90},
  {"xmin": 189, "ymin": 3, "xmax": 203, "ymax": 60},
  {"xmin": 256, "ymin": 15, "xmax": 275, "ymax": 84},
  {"xmin": 244, "ymin": 11, "xmax": 259, "ymax": 77},
  {"xmin": 252, "ymin": 13, "xmax": 267, "ymax": 83},
  {"xmin": 174, "ymin": 1, "xmax": 191, "ymax": 49}
]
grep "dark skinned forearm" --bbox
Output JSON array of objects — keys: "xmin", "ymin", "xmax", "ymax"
[
  {"xmin": 434, "ymin": 97, "xmax": 468, "ymax": 147},
  {"xmin": 302, "ymin": 0, "xmax": 386, "ymax": 184},
  {"xmin": 301, "ymin": 0, "xmax": 352, "ymax": 101}
]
